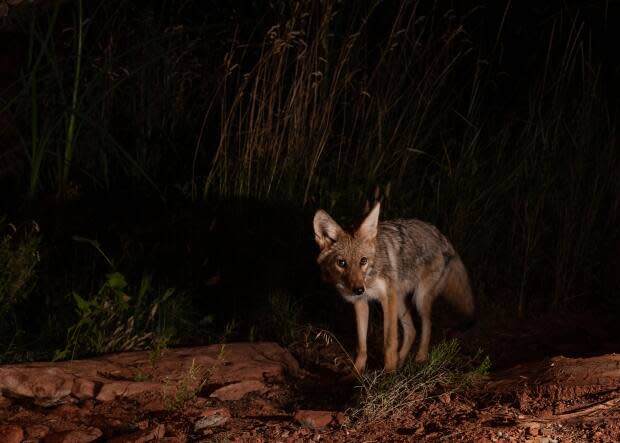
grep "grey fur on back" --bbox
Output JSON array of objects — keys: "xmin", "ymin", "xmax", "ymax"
[
  {"xmin": 369, "ymin": 219, "xmax": 454, "ymax": 283},
  {"xmin": 369, "ymin": 218, "xmax": 474, "ymax": 319}
]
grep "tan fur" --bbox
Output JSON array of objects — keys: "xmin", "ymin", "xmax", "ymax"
[
  {"xmin": 313, "ymin": 202, "xmax": 475, "ymax": 372},
  {"xmin": 441, "ymin": 257, "xmax": 475, "ymax": 319}
]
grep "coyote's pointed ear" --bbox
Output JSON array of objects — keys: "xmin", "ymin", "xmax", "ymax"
[
  {"xmin": 313, "ymin": 209, "xmax": 343, "ymax": 250},
  {"xmin": 356, "ymin": 201, "xmax": 380, "ymax": 240}
]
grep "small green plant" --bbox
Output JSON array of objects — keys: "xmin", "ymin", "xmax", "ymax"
[
  {"xmin": 219, "ymin": 318, "xmax": 238, "ymax": 343},
  {"xmin": 161, "ymin": 349, "xmax": 224, "ymax": 411},
  {"xmin": 132, "ymin": 371, "xmax": 152, "ymax": 382},
  {"xmin": 54, "ymin": 271, "xmax": 175, "ymax": 360},
  {"xmin": 148, "ymin": 334, "xmax": 170, "ymax": 367},
  {"xmin": 352, "ymin": 339, "xmax": 490, "ymax": 422},
  {"xmin": 0, "ymin": 220, "xmax": 40, "ymax": 321}
]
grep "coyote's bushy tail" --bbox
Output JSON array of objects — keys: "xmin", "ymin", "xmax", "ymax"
[{"xmin": 441, "ymin": 255, "xmax": 475, "ymax": 326}]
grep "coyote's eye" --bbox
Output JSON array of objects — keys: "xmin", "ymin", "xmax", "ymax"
[
  {"xmin": 337, "ymin": 259, "xmax": 347, "ymax": 268},
  {"xmin": 360, "ymin": 257, "xmax": 368, "ymax": 266}
]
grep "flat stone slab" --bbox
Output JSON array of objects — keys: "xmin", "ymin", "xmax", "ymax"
[{"xmin": 0, "ymin": 342, "xmax": 299, "ymax": 405}]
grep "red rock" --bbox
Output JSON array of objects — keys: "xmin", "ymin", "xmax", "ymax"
[
  {"xmin": 0, "ymin": 394, "xmax": 11, "ymax": 408},
  {"xmin": 32, "ymin": 369, "xmax": 75, "ymax": 403},
  {"xmin": 95, "ymin": 381, "xmax": 162, "ymax": 401},
  {"xmin": 525, "ymin": 422, "xmax": 541, "ymax": 436},
  {"xmin": 0, "ymin": 424, "xmax": 24, "ymax": 443},
  {"xmin": 194, "ymin": 407, "xmax": 231, "ymax": 430},
  {"xmin": 71, "ymin": 378, "xmax": 97, "ymax": 399},
  {"xmin": 212, "ymin": 342, "xmax": 301, "ymax": 383},
  {"xmin": 43, "ymin": 427, "xmax": 102, "ymax": 443},
  {"xmin": 0, "ymin": 368, "xmax": 30, "ymax": 396},
  {"xmin": 52, "ymin": 403, "xmax": 85, "ymax": 417},
  {"xmin": 0, "ymin": 367, "xmax": 74, "ymax": 405},
  {"xmin": 26, "ymin": 423, "xmax": 50, "ymax": 439},
  {"xmin": 0, "ymin": 343, "xmax": 299, "ymax": 406},
  {"xmin": 293, "ymin": 410, "xmax": 335, "ymax": 429},
  {"xmin": 209, "ymin": 380, "xmax": 267, "ymax": 401},
  {"xmin": 136, "ymin": 420, "xmax": 150, "ymax": 430},
  {"xmin": 107, "ymin": 424, "xmax": 165, "ymax": 443},
  {"xmin": 143, "ymin": 397, "xmax": 166, "ymax": 412}
]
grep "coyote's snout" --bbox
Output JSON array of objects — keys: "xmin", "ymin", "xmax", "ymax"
[{"xmin": 313, "ymin": 202, "xmax": 475, "ymax": 373}]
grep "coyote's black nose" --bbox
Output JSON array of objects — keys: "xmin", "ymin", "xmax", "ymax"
[{"xmin": 353, "ymin": 287, "xmax": 365, "ymax": 295}]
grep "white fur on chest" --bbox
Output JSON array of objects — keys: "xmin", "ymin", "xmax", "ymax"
[
  {"xmin": 338, "ymin": 276, "xmax": 388, "ymax": 303},
  {"xmin": 364, "ymin": 276, "xmax": 388, "ymax": 301}
]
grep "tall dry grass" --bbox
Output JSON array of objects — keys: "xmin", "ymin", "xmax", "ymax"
[{"xmin": 1, "ymin": 1, "xmax": 618, "ymax": 363}]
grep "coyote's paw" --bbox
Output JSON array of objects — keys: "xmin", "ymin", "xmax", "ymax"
[
  {"xmin": 414, "ymin": 351, "xmax": 429, "ymax": 363},
  {"xmin": 384, "ymin": 349, "xmax": 398, "ymax": 372},
  {"xmin": 354, "ymin": 355, "xmax": 367, "ymax": 375}
]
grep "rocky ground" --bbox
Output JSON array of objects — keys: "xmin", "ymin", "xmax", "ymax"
[{"xmin": 0, "ymin": 339, "xmax": 619, "ymax": 442}]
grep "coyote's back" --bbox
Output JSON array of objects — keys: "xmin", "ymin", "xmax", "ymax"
[
  {"xmin": 313, "ymin": 202, "xmax": 474, "ymax": 372},
  {"xmin": 373, "ymin": 218, "xmax": 475, "ymax": 320}
]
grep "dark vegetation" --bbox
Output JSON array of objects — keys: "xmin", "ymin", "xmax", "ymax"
[{"xmin": 0, "ymin": 0, "xmax": 618, "ymax": 363}]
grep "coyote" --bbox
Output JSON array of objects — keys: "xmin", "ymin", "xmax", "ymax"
[{"xmin": 313, "ymin": 202, "xmax": 474, "ymax": 372}]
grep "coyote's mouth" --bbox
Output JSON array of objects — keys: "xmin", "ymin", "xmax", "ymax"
[{"xmin": 336, "ymin": 283, "xmax": 366, "ymax": 299}]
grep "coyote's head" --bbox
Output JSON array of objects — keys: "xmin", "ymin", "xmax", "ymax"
[{"xmin": 313, "ymin": 202, "xmax": 380, "ymax": 298}]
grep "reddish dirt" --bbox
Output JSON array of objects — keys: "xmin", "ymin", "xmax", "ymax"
[{"xmin": 1, "ymin": 339, "xmax": 619, "ymax": 442}]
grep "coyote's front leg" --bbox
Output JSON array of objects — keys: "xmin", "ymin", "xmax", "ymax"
[
  {"xmin": 381, "ymin": 287, "xmax": 399, "ymax": 372},
  {"xmin": 353, "ymin": 299, "xmax": 369, "ymax": 373}
]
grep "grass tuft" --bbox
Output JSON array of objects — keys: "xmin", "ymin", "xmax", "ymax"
[
  {"xmin": 352, "ymin": 339, "xmax": 490, "ymax": 422},
  {"xmin": 162, "ymin": 357, "xmax": 210, "ymax": 411}
]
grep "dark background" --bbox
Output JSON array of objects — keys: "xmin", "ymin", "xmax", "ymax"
[{"xmin": 0, "ymin": 0, "xmax": 618, "ymax": 364}]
